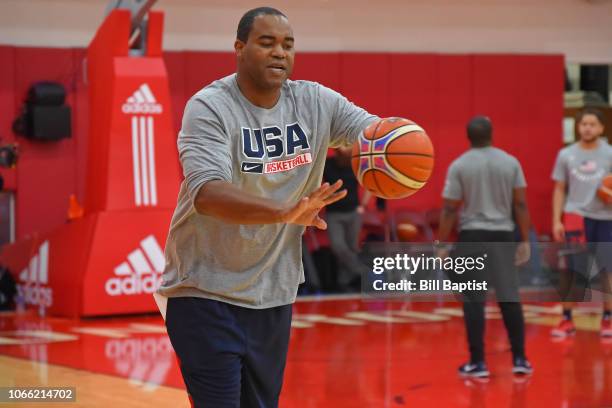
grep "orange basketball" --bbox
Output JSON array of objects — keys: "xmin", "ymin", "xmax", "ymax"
[
  {"xmin": 351, "ymin": 117, "xmax": 434, "ymax": 199},
  {"xmin": 397, "ymin": 222, "xmax": 419, "ymax": 241},
  {"xmin": 597, "ymin": 174, "xmax": 612, "ymax": 205}
]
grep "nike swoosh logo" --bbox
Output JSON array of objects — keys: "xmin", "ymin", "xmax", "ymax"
[{"xmin": 241, "ymin": 162, "xmax": 263, "ymax": 173}]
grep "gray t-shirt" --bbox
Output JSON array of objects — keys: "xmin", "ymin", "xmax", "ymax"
[
  {"xmin": 158, "ymin": 74, "xmax": 377, "ymax": 308},
  {"xmin": 442, "ymin": 146, "xmax": 527, "ymax": 231},
  {"xmin": 551, "ymin": 139, "xmax": 612, "ymax": 220}
]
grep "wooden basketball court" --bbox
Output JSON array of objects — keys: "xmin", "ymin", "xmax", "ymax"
[{"xmin": 2, "ymin": 296, "xmax": 611, "ymax": 407}]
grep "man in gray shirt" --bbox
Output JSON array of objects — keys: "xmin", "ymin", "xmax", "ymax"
[
  {"xmin": 157, "ymin": 7, "xmax": 377, "ymax": 407},
  {"xmin": 438, "ymin": 116, "xmax": 532, "ymax": 379},
  {"xmin": 550, "ymin": 108, "xmax": 612, "ymax": 338}
]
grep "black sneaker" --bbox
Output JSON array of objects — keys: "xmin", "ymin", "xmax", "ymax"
[
  {"xmin": 512, "ymin": 357, "xmax": 533, "ymax": 375},
  {"xmin": 458, "ymin": 361, "xmax": 490, "ymax": 378}
]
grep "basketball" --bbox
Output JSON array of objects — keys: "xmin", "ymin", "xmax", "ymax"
[
  {"xmin": 597, "ymin": 174, "xmax": 612, "ymax": 204},
  {"xmin": 351, "ymin": 117, "xmax": 434, "ymax": 199},
  {"xmin": 397, "ymin": 222, "xmax": 419, "ymax": 241}
]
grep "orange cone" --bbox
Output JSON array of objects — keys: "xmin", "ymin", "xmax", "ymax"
[{"xmin": 67, "ymin": 194, "xmax": 84, "ymax": 221}]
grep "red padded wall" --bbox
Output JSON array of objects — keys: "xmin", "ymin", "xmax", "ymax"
[
  {"xmin": 517, "ymin": 55, "xmax": 564, "ymax": 233},
  {"xmin": 163, "ymin": 51, "xmax": 187, "ymax": 133},
  {"xmin": 12, "ymin": 47, "xmax": 79, "ymax": 239},
  {"xmin": 0, "ymin": 46, "xmax": 17, "ymax": 192},
  {"xmin": 387, "ymin": 54, "xmax": 439, "ymax": 212},
  {"xmin": 73, "ymin": 50, "xmax": 89, "ymax": 204},
  {"xmin": 184, "ymin": 51, "xmax": 235, "ymax": 99},
  {"xmin": 435, "ymin": 55, "xmax": 473, "ymax": 195},
  {"xmin": 0, "ymin": 47, "xmax": 564, "ymax": 239},
  {"xmin": 472, "ymin": 55, "xmax": 522, "ymax": 152},
  {"xmin": 339, "ymin": 53, "xmax": 391, "ymax": 117},
  {"xmin": 291, "ymin": 52, "xmax": 341, "ymax": 90}
]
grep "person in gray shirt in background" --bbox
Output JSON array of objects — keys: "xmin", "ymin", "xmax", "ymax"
[
  {"xmin": 156, "ymin": 7, "xmax": 378, "ymax": 408},
  {"xmin": 437, "ymin": 116, "xmax": 533, "ymax": 379},
  {"xmin": 550, "ymin": 108, "xmax": 612, "ymax": 338}
]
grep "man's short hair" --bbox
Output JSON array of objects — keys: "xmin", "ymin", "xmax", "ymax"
[
  {"xmin": 576, "ymin": 107, "xmax": 605, "ymax": 125},
  {"xmin": 236, "ymin": 7, "xmax": 287, "ymax": 43},
  {"xmin": 466, "ymin": 116, "xmax": 492, "ymax": 146}
]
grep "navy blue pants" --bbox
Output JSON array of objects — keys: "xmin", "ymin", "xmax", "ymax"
[
  {"xmin": 584, "ymin": 218, "xmax": 612, "ymax": 271},
  {"xmin": 165, "ymin": 297, "xmax": 292, "ymax": 408},
  {"xmin": 562, "ymin": 218, "xmax": 612, "ymax": 300}
]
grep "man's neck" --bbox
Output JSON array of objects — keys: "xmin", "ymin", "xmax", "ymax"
[
  {"xmin": 236, "ymin": 73, "xmax": 281, "ymax": 109},
  {"xmin": 471, "ymin": 143, "xmax": 491, "ymax": 149},
  {"xmin": 578, "ymin": 138, "xmax": 600, "ymax": 150}
]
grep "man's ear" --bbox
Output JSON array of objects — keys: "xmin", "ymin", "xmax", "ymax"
[{"xmin": 234, "ymin": 40, "xmax": 245, "ymax": 57}]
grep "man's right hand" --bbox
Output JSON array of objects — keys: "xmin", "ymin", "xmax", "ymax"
[
  {"xmin": 514, "ymin": 241, "xmax": 531, "ymax": 266},
  {"xmin": 552, "ymin": 221, "xmax": 565, "ymax": 242},
  {"xmin": 282, "ymin": 180, "xmax": 347, "ymax": 230}
]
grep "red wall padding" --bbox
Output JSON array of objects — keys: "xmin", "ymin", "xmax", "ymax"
[
  {"xmin": 0, "ymin": 46, "xmax": 563, "ymax": 239},
  {"xmin": 163, "ymin": 51, "xmax": 187, "ymax": 133},
  {"xmin": 434, "ymin": 55, "xmax": 473, "ymax": 214},
  {"xmin": 387, "ymin": 54, "xmax": 440, "ymax": 213},
  {"xmin": 339, "ymin": 53, "xmax": 391, "ymax": 117},
  {"xmin": 517, "ymin": 55, "xmax": 565, "ymax": 233},
  {"xmin": 0, "ymin": 46, "xmax": 17, "ymax": 192},
  {"xmin": 292, "ymin": 52, "xmax": 341, "ymax": 90},
  {"xmin": 7, "ymin": 47, "xmax": 80, "ymax": 239}
]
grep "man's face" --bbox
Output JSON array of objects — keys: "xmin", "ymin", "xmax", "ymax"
[
  {"xmin": 578, "ymin": 114, "xmax": 604, "ymax": 143},
  {"xmin": 235, "ymin": 14, "xmax": 295, "ymax": 90}
]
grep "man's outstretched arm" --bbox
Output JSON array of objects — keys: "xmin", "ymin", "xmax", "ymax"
[{"xmin": 194, "ymin": 179, "xmax": 347, "ymax": 229}]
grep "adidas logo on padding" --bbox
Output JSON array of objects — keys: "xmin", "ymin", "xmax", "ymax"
[
  {"xmin": 105, "ymin": 235, "xmax": 165, "ymax": 296},
  {"xmin": 122, "ymin": 83, "xmax": 163, "ymax": 114},
  {"xmin": 17, "ymin": 240, "xmax": 53, "ymax": 307}
]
